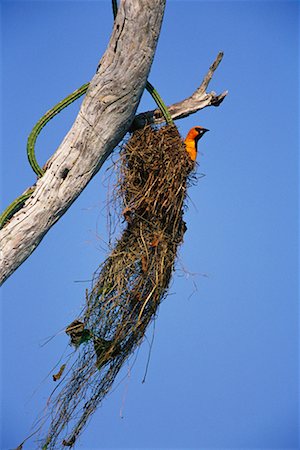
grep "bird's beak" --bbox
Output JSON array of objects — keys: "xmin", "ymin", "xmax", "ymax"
[{"xmin": 202, "ymin": 128, "xmax": 209, "ymax": 133}]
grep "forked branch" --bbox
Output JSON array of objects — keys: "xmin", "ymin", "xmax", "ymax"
[{"xmin": 132, "ymin": 51, "xmax": 227, "ymax": 129}]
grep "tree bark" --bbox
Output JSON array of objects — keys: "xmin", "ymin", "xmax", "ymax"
[
  {"xmin": 0, "ymin": 0, "xmax": 166, "ymax": 284},
  {"xmin": 0, "ymin": 1, "xmax": 227, "ymax": 286}
]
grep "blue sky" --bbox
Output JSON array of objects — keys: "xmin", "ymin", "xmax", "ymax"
[{"xmin": 1, "ymin": 1, "xmax": 299, "ymax": 449}]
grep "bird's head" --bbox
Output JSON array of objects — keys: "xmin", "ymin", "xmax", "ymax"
[
  {"xmin": 186, "ymin": 126, "xmax": 209, "ymax": 142},
  {"xmin": 184, "ymin": 126, "xmax": 209, "ymax": 161}
]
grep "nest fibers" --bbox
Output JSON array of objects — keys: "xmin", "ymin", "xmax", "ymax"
[{"xmin": 41, "ymin": 124, "xmax": 196, "ymax": 448}]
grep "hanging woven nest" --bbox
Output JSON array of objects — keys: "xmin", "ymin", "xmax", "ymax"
[{"xmin": 41, "ymin": 123, "xmax": 196, "ymax": 449}]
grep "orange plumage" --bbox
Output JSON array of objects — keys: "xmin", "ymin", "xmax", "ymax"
[{"xmin": 184, "ymin": 126, "xmax": 209, "ymax": 161}]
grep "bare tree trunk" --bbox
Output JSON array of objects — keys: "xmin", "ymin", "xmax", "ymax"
[
  {"xmin": 0, "ymin": 0, "xmax": 166, "ymax": 284},
  {"xmin": 0, "ymin": 1, "xmax": 227, "ymax": 286}
]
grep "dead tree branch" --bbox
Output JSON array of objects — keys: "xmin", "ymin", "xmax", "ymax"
[
  {"xmin": 132, "ymin": 52, "xmax": 227, "ymax": 129},
  {"xmin": 0, "ymin": 5, "xmax": 227, "ymax": 286}
]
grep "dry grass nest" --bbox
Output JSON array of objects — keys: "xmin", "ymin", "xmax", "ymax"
[{"xmin": 41, "ymin": 124, "xmax": 196, "ymax": 449}]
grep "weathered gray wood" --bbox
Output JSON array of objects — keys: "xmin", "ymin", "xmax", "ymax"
[
  {"xmin": 132, "ymin": 52, "xmax": 227, "ymax": 129},
  {"xmin": 0, "ymin": 0, "xmax": 166, "ymax": 285},
  {"xmin": 0, "ymin": 3, "xmax": 227, "ymax": 286}
]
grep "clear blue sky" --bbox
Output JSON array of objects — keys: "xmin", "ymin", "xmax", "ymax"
[{"xmin": 1, "ymin": 1, "xmax": 298, "ymax": 449}]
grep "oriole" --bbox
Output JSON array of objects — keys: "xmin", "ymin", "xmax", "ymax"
[{"xmin": 184, "ymin": 126, "xmax": 209, "ymax": 161}]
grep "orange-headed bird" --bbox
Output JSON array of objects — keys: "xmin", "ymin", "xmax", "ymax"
[{"xmin": 184, "ymin": 126, "xmax": 209, "ymax": 161}]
